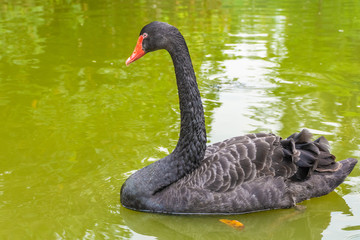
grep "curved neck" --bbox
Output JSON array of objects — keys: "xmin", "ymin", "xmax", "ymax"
[
  {"xmin": 121, "ymin": 32, "xmax": 207, "ymax": 202},
  {"xmin": 168, "ymin": 35, "xmax": 207, "ymax": 173}
]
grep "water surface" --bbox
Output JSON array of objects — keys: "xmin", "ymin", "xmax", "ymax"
[{"xmin": 1, "ymin": 0, "xmax": 360, "ymax": 239}]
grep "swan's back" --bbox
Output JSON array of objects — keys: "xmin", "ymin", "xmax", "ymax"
[{"xmin": 148, "ymin": 130, "xmax": 357, "ymax": 214}]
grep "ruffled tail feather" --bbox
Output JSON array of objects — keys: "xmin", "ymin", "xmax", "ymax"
[{"xmin": 281, "ymin": 129, "xmax": 339, "ymax": 181}]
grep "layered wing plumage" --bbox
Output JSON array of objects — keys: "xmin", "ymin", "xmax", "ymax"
[
  {"xmin": 179, "ymin": 133, "xmax": 296, "ymax": 193},
  {"xmin": 180, "ymin": 129, "xmax": 343, "ymax": 192}
]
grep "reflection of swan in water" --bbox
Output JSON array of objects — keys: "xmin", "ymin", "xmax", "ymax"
[
  {"xmin": 121, "ymin": 21, "xmax": 357, "ymax": 214},
  {"xmin": 120, "ymin": 192, "xmax": 351, "ymax": 240}
]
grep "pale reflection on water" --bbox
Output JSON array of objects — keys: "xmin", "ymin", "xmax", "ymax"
[
  {"xmin": 322, "ymin": 194, "xmax": 360, "ymax": 240},
  {"xmin": 209, "ymin": 27, "xmax": 283, "ymax": 141}
]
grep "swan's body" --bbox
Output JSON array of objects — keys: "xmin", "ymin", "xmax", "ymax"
[{"xmin": 121, "ymin": 21, "xmax": 357, "ymax": 214}]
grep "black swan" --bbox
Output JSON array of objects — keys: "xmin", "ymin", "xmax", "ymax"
[{"xmin": 121, "ymin": 21, "xmax": 357, "ymax": 214}]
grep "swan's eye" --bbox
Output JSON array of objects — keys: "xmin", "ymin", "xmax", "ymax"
[{"xmin": 142, "ymin": 33, "xmax": 148, "ymax": 38}]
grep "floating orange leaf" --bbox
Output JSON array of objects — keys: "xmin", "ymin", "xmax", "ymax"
[
  {"xmin": 32, "ymin": 99, "xmax": 38, "ymax": 109},
  {"xmin": 219, "ymin": 219, "xmax": 244, "ymax": 230}
]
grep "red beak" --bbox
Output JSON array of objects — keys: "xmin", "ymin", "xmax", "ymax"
[{"xmin": 126, "ymin": 35, "xmax": 146, "ymax": 66}]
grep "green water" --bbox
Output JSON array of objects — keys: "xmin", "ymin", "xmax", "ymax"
[{"xmin": 1, "ymin": 0, "xmax": 360, "ymax": 239}]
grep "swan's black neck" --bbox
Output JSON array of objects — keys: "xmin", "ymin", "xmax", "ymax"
[{"xmin": 168, "ymin": 36, "xmax": 207, "ymax": 172}]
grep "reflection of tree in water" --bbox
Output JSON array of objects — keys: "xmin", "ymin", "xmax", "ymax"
[{"xmin": 0, "ymin": 0, "xmax": 228, "ymax": 169}]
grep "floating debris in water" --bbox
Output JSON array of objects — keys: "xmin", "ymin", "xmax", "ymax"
[{"xmin": 219, "ymin": 219, "xmax": 244, "ymax": 230}]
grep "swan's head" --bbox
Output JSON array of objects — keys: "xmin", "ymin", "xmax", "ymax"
[{"xmin": 125, "ymin": 21, "xmax": 180, "ymax": 66}]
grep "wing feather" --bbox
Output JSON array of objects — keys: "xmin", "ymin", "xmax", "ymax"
[{"xmin": 180, "ymin": 133, "xmax": 300, "ymax": 193}]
